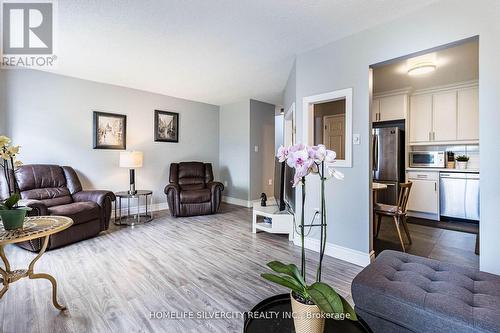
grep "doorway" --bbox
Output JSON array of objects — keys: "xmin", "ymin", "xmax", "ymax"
[{"xmin": 369, "ymin": 37, "xmax": 480, "ymax": 269}]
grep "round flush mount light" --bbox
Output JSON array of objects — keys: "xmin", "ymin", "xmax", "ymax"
[{"xmin": 408, "ymin": 62, "xmax": 437, "ymax": 75}]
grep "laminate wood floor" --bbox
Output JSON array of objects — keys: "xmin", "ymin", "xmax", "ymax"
[{"xmin": 0, "ymin": 204, "xmax": 362, "ymax": 333}]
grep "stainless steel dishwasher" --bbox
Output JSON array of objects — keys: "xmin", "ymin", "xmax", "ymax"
[{"xmin": 440, "ymin": 172, "xmax": 480, "ymax": 221}]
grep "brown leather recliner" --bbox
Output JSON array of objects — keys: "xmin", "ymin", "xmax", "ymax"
[
  {"xmin": 0, "ymin": 164, "xmax": 115, "ymax": 251},
  {"xmin": 164, "ymin": 162, "xmax": 224, "ymax": 217}
]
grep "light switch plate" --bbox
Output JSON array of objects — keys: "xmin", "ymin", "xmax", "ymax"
[
  {"xmin": 353, "ymin": 134, "xmax": 361, "ymax": 145},
  {"xmin": 254, "ymin": 145, "xmax": 259, "ymax": 152}
]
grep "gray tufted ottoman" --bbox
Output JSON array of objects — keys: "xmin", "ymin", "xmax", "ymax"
[{"xmin": 352, "ymin": 250, "xmax": 500, "ymax": 333}]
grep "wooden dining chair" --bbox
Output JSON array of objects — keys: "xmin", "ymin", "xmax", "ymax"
[{"xmin": 375, "ymin": 182, "xmax": 413, "ymax": 252}]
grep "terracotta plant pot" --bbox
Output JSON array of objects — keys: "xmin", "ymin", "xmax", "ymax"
[
  {"xmin": 0, "ymin": 209, "xmax": 27, "ymax": 230},
  {"xmin": 290, "ymin": 292, "xmax": 325, "ymax": 333}
]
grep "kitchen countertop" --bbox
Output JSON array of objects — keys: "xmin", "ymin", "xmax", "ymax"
[{"xmin": 406, "ymin": 167, "xmax": 480, "ymax": 173}]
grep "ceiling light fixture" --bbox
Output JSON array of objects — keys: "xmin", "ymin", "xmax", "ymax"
[{"xmin": 408, "ymin": 62, "xmax": 437, "ymax": 75}]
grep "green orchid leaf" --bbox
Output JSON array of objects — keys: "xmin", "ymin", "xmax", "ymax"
[
  {"xmin": 4, "ymin": 193, "xmax": 20, "ymax": 210},
  {"xmin": 266, "ymin": 261, "xmax": 306, "ymax": 287},
  {"xmin": 307, "ymin": 282, "xmax": 344, "ymax": 315},
  {"xmin": 339, "ymin": 294, "xmax": 358, "ymax": 321},
  {"xmin": 0, "ymin": 204, "xmax": 6, "ymax": 210},
  {"xmin": 261, "ymin": 273, "xmax": 304, "ymax": 295}
]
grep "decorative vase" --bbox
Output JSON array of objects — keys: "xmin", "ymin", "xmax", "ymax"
[
  {"xmin": 290, "ymin": 292, "xmax": 325, "ymax": 333},
  {"xmin": 0, "ymin": 209, "xmax": 27, "ymax": 230},
  {"xmin": 456, "ymin": 161, "xmax": 468, "ymax": 170}
]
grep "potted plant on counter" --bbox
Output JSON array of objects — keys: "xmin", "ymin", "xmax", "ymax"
[
  {"xmin": 0, "ymin": 136, "xmax": 29, "ymax": 230},
  {"xmin": 456, "ymin": 155, "xmax": 469, "ymax": 170},
  {"xmin": 261, "ymin": 143, "xmax": 356, "ymax": 333}
]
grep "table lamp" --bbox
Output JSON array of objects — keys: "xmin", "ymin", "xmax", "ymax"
[{"xmin": 119, "ymin": 151, "xmax": 143, "ymax": 195}]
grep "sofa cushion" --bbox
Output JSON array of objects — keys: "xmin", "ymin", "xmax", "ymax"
[
  {"xmin": 180, "ymin": 189, "xmax": 211, "ymax": 203},
  {"xmin": 21, "ymin": 188, "xmax": 73, "ymax": 207},
  {"xmin": 48, "ymin": 202, "xmax": 100, "ymax": 225},
  {"xmin": 352, "ymin": 250, "xmax": 500, "ymax": 333},
  {"xmin": 16, "ymin": 165, "xmax": 67, "ymax": 191}
]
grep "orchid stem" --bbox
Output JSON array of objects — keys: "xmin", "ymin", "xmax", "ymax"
[{"xmin": 301, "ymin": 177, "xmax": 306, "ymax": 282}]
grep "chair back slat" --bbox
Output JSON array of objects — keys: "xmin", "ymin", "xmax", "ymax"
[{"xmin": 398, "ymin": 182, "xmax": 413, "ymax": 214}]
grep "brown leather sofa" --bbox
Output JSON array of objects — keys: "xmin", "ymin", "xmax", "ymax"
[
  {"xmin": 0, "ymin": 164, "xmax": 115, "ymax": 251},
  {"xmin": 164, "ymin": 162, "xmax": 224, "ymax": 217}
]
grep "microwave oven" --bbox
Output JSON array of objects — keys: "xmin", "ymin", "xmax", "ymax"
[{"xmin": 409, "ymin": 151, "xmax": 446, "ymax": 168}]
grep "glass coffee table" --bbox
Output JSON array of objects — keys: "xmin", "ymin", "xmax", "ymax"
[{"xmin": 114, "ymin": 190, "xmax": 153, "ymax": 226}]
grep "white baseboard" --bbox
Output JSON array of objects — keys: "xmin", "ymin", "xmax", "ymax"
[
  {"xmin": 222, "ymin": 196, "xmax": 252, "ymax": 208},
  {"xmin": 112, "ymin": 202, "xmax": 168, "ymax": 218},
  {"xmin": 294, "ymin": 236, "xmax": 373, "ymax": 267}
]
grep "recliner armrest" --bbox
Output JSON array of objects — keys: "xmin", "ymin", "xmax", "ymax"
[
  {"xmin": 207, "ymin": 181, "xmax": 224, "ymax": 194},
  {"xmin": 164, "ymin": 183, "xmax": 181, "ymax": 195},
  {"xmin": 18, "ymin": 199, "xmax": 48, "ymax": 216},
  {"xmin": 73, "ymin": 190, "xmax": 116, "ymax": 207}
]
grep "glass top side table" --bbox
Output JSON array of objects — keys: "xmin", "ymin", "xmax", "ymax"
[{"xmin": 114, "ymin": 190, "xmax": 153, "ymax": 226}]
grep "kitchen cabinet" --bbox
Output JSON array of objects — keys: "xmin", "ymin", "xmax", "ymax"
[
  {"xmin": 407, "ymin": 171, "xmax": 439, "ymax": 219},
  {"xmin": 409, "ymin": 83, "xmax": 479, "ymax": 145},
  {"xmin": 409, "ymin": 94, "xmax": 433, "ymax": 142},
  {"xmin": 373, "ymin": 94, "xmax": 407, "ymax": 122},
  {"xmin": 433, "ymin": 91, "xmax": 457, "ymax": 141},
  {"xmin": 372, "ymin": 98, "xmax": 380, "ymax": 122},
  {"xmin": 457, "ymin": 87, "xmax": 479, "ymax": 141}
]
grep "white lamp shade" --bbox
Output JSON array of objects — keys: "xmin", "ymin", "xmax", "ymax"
[{"xmin": 120, "ymin": 151, "xmax": 143, "ymax": 168}]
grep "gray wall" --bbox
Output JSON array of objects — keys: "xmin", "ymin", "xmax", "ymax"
[
  {"xmin": 3, "ymin": 70, "xmax": 219, "ymax": 207},
  {"xmin": 219, "ymin": 100, "xmax": 250, "ymax": 201},
  {"xmin": 292, "ymin": 0, "xmax": 500, "ymax": 274},
  {"xmin": 0, "ymin": 72, "xmax": 6, "ymax": 136},
  {"xmin": 249, "ymin": 99, "xmax": 275, "ymax": 201}
]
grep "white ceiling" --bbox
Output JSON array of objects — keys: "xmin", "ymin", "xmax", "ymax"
[
  {"xmin": 374, "ymin": 39, "xmax": 479, "ymax": 93},
  {"xmin": 47, "ymin": 0, "xmax": 438, "ymax": 106}
]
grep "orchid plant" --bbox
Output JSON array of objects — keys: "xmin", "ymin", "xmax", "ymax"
[
  {"xmin": 0, "ymin": 135, "xmax": 23, "ymax": 209},
  {"xmin": 261, "ymin": 143, "xmax": 356, "ymax": 320}
]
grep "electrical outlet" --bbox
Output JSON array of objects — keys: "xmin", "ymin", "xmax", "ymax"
[
  {"xmin": 254, "ymin": 145, "xmax": 259, "ymax": 152},
  {"xmin": 313, "ymin": 207, "xmax": 320, "ymax": 213},
  {"xmin": 268, "ymin": 179, "xmax": 272, "ymax": 185},
  {"xmin": 223, "ymin": 181, "xmax": 228, "ymax": 187}
]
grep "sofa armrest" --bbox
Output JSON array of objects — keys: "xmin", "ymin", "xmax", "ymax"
[
  {"xmin": 164, "ymin": 183, "xmax": 181, "ymax": 217},
  {"xmin": 73, "ymin": 190, "xmax": 116, "ymax": 207},
  {"xmin": 73, "ymin": 190, "xmax": 115, "ymax": 231},
  {"xmin": 207, "ymin": 182, "xmax": 224, "ymax": 213},
  {"xmin": 18, "ymin": 199, "xmax": 48, "ymax": 216},
  {"xmin": 207, "ymin": 181, "xmax": 224, "ymax": 194}
]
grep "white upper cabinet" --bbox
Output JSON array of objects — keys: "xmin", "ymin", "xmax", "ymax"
[
  {"xmin": 372, "ymin": 98, "xmax": 380, "ymax": 122},
  {"xmin": 408, "ymin": 83, "xmax": 478, "ymax": 145},
  {"xmin": 457, "ymin": 87, "xmax": 479, "ymax": 141},
  {"xmin": 432, "ymin": 91, "xmax": 457, "ymax": 142},
  {"xmin": 373, "ymin": 93, "xmax": 407, "ymax": 122},
  {"xmin": 409, "ymin": 94, "xmax": 433, "ymax": 143}
]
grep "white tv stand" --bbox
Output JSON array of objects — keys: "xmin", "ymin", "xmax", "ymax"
[{"xmin": 252, "ymin": 201, "xmax": 294, "ymax": 241}]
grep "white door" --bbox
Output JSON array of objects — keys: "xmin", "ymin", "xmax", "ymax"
[
  {"xmin": 433, "ymin": 91, "xmax": 457, "ymax": 141},
  {"xmin": 372, "ymin": 98, "xmax": 380, "ymax": 122},
  {"xmin": 323, "ymin": 114, "xmax": 345, "ymax": 160},
  {"xmin": 379, "ymin": 94, "xmax": 407, "ymax": 122},
  {"xmin": 407, "ymin": 179, "xmax": 439, "ymax": 214},
  {"xmin": 457, "ymin": 87, "xmax": 479, "ymax": 141},
  {"xmin": 409, "ymin": 94, "xmax": 433, "ymax": 142}
]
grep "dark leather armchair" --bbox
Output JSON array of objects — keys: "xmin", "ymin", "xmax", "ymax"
[
  {"xmin": 0, "ymin": 164, "xmax": 115, "ymax": 251},
  {"xmin": 164, "ymin": 162, "xmax": 224, "ymax": 217}
]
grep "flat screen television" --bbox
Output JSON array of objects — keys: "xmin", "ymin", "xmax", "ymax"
[{"xmin": 274, "ymin": 159, "xmax": 295, "ymax": 213}]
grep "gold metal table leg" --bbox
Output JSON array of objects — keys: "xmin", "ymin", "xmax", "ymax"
[
  {"xmin": 0, "ymin": 245, "xmax": 10, "ymax": 298},
  {"xmin": 27, "ymin": 236, "xmax": 66, "ymax": 311}
]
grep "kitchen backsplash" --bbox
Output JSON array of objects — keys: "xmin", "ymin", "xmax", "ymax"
[{"xmin": 410, "ymin": 145, "xmax": 480, "ymax": 169}]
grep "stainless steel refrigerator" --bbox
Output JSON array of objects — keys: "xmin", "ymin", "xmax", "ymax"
[{"xmin": 372, "ymin": 127, "xmax": 405, "ymax": 206}]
